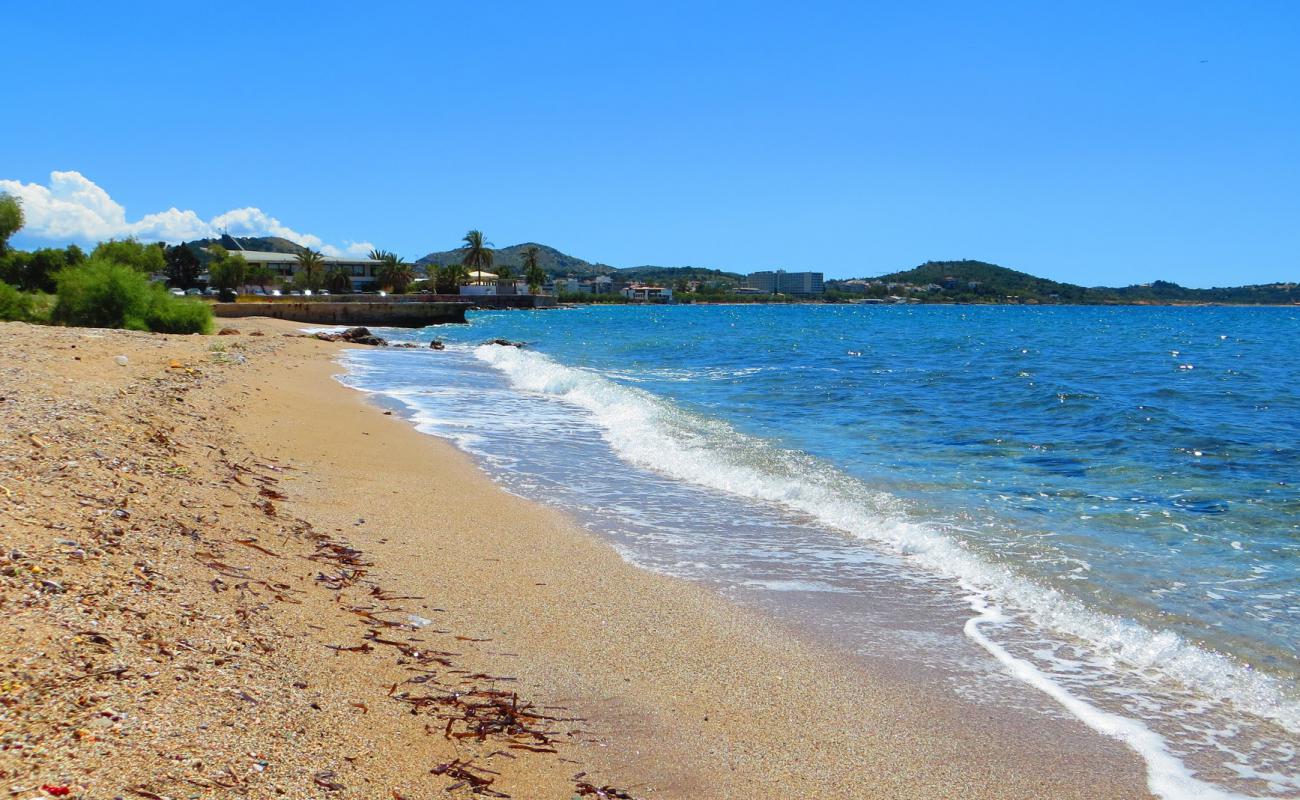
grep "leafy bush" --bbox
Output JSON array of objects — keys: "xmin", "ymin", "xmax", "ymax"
[
  {"xmin": 53, "ymin": 259, "xmax": 212, "ymax": 334},
  {"xmin": 0, "ymin": 280, "xmax": 33, "ymax": 321}
]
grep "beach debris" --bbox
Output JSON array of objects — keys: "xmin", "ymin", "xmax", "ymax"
[
  {"xmin": 0, "ymin": 323, "xmax": 630, "ymax": 800},
  {"xmin": 430, "ymin": 759, "xmax": 508, "ymax": 797},
  {"xmin": 312, "ymin": 771, "xmax": 346, "ymax": 791},
  {"xmin": 114, "ymin": 355, "xmax": 129, "ymax": 365},
  {"xmin": 574, "ymin": 782, "xmax": 636, "ymax": 799},
  {"xmin": 217, "ymin": 327, "xmax": 241, "ymax": 335}
]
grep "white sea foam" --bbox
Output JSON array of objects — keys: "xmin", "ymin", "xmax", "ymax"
[{"xmin": 470, "ymin": 343, "xmax": 1300, "ymax": 800}]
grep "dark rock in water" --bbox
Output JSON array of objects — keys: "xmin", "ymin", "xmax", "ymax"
[
  {"xmin": 390, "ymin": 342, "xmax": 420, "ymax": 349},
  {"xmin": 485, "ymin": 338, "xmax": 524, "ymax": 348},
  {"xmin": 217, "ymin": 327, "xmax": 241, "ymax": 336},
  {"xmin": 316, "ymin": 327, "xmax": 388, "ymax": 346},
  {"xmin": 429, "ymin": 340, "xmax": 445, "ymax": 350}
]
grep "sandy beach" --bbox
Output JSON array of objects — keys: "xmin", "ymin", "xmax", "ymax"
[{"xmin": 0, "ymin": 317, "xmax": 1153, "ymax": 799}]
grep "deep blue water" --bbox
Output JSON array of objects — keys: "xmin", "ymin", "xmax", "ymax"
[{"xmin": 337, "ymin": 305, "xmax": 1300, "ymax": 799}]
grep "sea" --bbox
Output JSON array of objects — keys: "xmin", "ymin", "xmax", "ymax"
[{"xmin": 332, "ymin": 304, "xmax": 1299, "ymax": 799}]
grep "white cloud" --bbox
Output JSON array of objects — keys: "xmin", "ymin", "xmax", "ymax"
[
  {"xmin": 322, "ymin": 241, "xmax": 377, "ymax": 258},
  {"xmin": 0, "ymin": 171, "xmax": 362, "ymax": 253}
]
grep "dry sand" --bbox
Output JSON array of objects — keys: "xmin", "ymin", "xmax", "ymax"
[{"xmin": 0, "ymin": 317, "xmax": 1153, "ymax": 799}]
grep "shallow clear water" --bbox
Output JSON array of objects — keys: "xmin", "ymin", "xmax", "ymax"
[{"xmin": 337, "ymin": 305, "xmax": 1299, "ymax": 799}]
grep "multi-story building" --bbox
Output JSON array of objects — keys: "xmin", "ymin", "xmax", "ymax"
[
  {"xmin": 744, "ymin": 269, "xmax": 824, "ymax": 296},
  {"xmin": 221, "ymin": 249, "xmax": 384, "ymax": 292},
  {"xmin": 621, "ymin": 284, "xmax": 673, "ymax": 302}
]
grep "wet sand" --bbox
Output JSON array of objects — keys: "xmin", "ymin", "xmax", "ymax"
[{"xmin": 0, "ymin": 317, "xmax": 1153, "ymax": 798}]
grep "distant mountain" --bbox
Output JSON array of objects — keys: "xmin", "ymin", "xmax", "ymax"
[
  {"xmin": 416, "ymin": 242, "xmax": 611, "ymax": 276},
  {"xmin": 870, "ymin": 259, "xmax": 1089, "ymax": 301},
  {"xmin": 182, "ymin": 235, "xmax": 306, "ymax": 264},
  {"xmin": 614, "ymin": 265, "xmax": 745, "ymax": 286},
  {"xmin": 835, "ymin": 260, "xmax": 1300, "ymax": 305},
  {"xmin": 415, "ymin": 241, "xmax": 746, "ymax": 284}
]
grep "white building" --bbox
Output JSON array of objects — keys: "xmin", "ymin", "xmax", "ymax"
[{"xmin": 621, "ymin": 284, "xmax": 673, "ymax": 302}]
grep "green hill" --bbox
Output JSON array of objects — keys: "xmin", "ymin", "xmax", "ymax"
[
  {"xmin": 614, "ymin": 265, "xmax": 744, "ymax": 286},
  {"xmin": 416, "ymin": 242, "xmax": 610, "ymax": 276},
  {"xmin": 415, "ymin": 242, "xmax": 745, "ymax": 285},
  {"xmin": 182, "ymin": 235, "xmax": 306, "ymax": 264},
  {"xmin": 870, "ymin": 259, "xmax": 1092, "ymax": 301},
  {"xmin": 836, "ymin": 260, "xmax": 1300, "ymax": 305}
]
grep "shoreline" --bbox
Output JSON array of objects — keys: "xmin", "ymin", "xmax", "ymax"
[{"xmin": 0, "ymin": 317, "xmax": 1153, "ymax": 798}]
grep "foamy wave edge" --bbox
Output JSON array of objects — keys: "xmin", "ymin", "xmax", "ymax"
[{"xmin": 469, "ymin": 343, "xmax": 1298, "ymax": 800}]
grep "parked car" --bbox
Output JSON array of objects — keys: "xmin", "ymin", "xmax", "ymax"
[
  {"xmin": 288, "ymin": 290, "xmax": 303, "ymax": 296},
  {"xmin": 270, "ymin": 289, "xmax": 282, "ymax": 296},
  {"xmin": 186, "ymin": 288, "xmax": 203, "ymax": 296},
  {"xmin": 169, "ymin": 288, "xmax": 185, "ymax": 296},
  {"xmin": 202, "ymin": 288, "xmax": 218, "ymax": 297},
  {"xmin": 317, "ymin": 290, "xmax": 330, "ymax": 296}
]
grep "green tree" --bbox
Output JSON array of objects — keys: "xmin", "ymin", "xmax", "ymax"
[
  {"xmin": 0, "ymin": 193, "xmax": 24, "ymax": 255},
  {"xmin": 91, "ymin": 238, "xmax": 166, "ymax": 273},
  {"xmin": 324, "ymin": 267, "xmax": 352, "ymax": 293},
  {"xmin": 435, "ymin": 262, "xmax": 469, "ymax": 294},
  {"xmin": 522, "ymin": 246, "xmax": 545, "ymax": 294},
  {"xmin": 25, "ymin": 248, "xmax": 69, "ymax": 293},
  {"xmin": 248, "ymin": 263, "xmax": 278, "ymax": 291},
  {"xmin": 64, "ymin": 244, "xmax": 85, "ymax": 266},
  {"xmin": 209, "ymin": 251, "xmax": 249, "ymax": 290},
  {"xmin": 460, "ymin": 230, "xmax": 493, "ymax": 275},
  {"xmin": 294, "ymin": 248, "xmax": 325, "ymax": 289},
  {"xmin": 165, "ymin": 244, "xmax": 202, "ymax": 289},
  {"xmin": 372, "ymin": 250, "xmax": 414, "ymax": 293}
]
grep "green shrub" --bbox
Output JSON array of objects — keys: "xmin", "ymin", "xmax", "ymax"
[
  {"xmin": 53, "ymin": 259, "xmax": 212, "ymax": 334},
  {"xmin": 143, "ymin": 292, "xmax": 213, "ymax": 334},
  {"xmin": 0, "ymin": 281, "xmax": 33, "ymax": 321}
]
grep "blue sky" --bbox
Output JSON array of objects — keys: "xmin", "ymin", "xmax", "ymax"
[{"xmin": 2, "ymin": 1, "xmax": 1297, "ymax": 286}]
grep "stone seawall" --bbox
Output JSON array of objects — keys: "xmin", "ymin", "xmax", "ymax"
[{"xmin": 213, "ymin": 301, "xmax": 469, "ymax": 327}]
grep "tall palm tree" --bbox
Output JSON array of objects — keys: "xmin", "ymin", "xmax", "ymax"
[
  {"xmin": 295, "ymin": 248, "xmax": 325, "ymax": 289},
  {"xmin": 522, "ymin": 246, "xmax": 545, "ymax": 294},
  {"xmin": 461, "ymin": 230, "xmax": 493, "ymax": 281}
]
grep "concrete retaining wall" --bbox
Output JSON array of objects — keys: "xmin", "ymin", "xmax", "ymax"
[{"xmin": 214, "ymin": 301, "xmax": 469, "ymax": 327}]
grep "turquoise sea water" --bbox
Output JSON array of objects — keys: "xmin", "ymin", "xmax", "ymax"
[{"xmin": 337, "ymin": 305, "xmax": 1299, "ymax": 799}]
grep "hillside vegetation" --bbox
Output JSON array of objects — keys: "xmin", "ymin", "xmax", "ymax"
[
  {"xmin": 417, "ymin": 242, "xmax": 605, "ymax": 274},
  {"xmin": 845, "ymin": 260, "xmax": 1300, "ymax": 305}
]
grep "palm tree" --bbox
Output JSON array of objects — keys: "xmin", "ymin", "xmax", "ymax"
[
  {"xmin": 461, "ymin": 230, "xmax": 493, "ymax": 281},
  {"xmin": 435, "ymin": 262, "xmax": 470, "ymax": 294},
  {"xmin": 522, "ymin": 246, "xmax": 545, "ymax": 295},
  {"xmin": 325, "ymin": 267, "xmax": 352, "ymax": 294},
  {"xmin": 295, "ymin": 248, "xmax": 325, "ymax": 289},
  {"xmin": 376, "ymin": 253, "xmax": 415, "ymax": 294}
]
